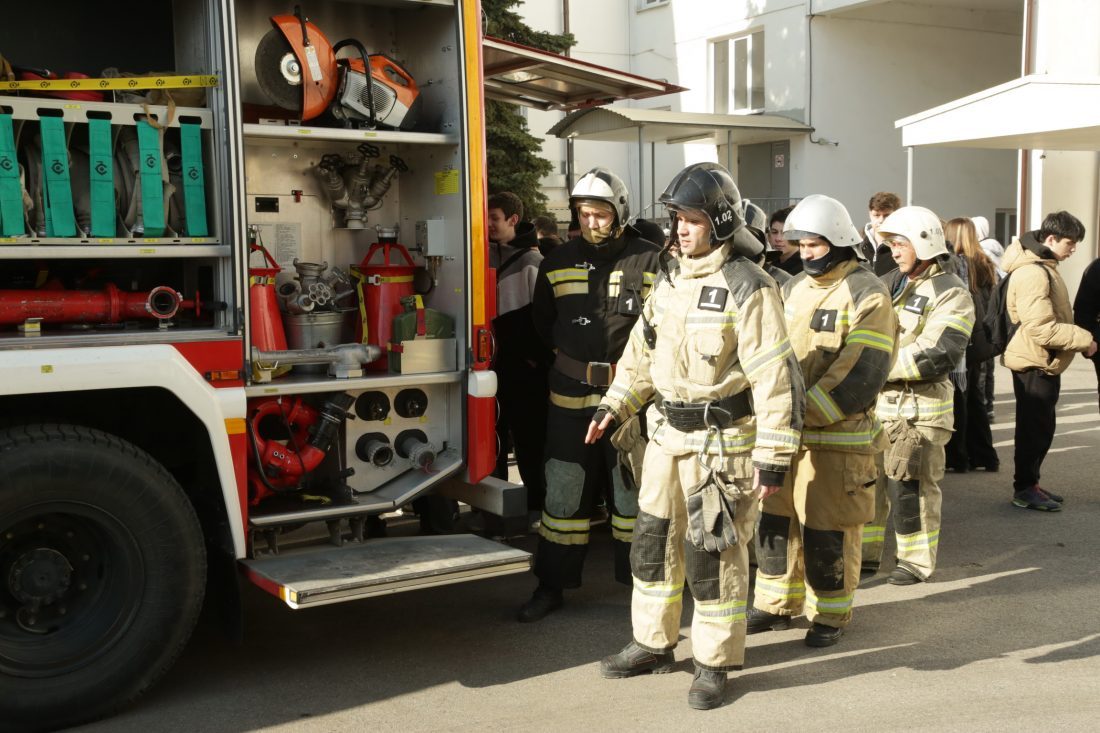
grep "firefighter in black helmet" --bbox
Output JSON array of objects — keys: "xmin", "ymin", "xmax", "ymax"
[
  {"xmin": 589, "ymin": 162, "xmax": 804, "ymax": 709},
  {"xmin": 516, "ymin": 167, "xmax": 661, "ymax": 623}
]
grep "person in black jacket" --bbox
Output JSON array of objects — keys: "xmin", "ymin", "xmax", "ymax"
[
  {"xmin": 1074, "ymin": 256, "xmax": 1100, "ymax": 412},
  {"xmin": 516, "ymin": 168, "xmax": 661, "ymax": 622},
  {"xmin": 488, "ymin": 192, "xmax": 551, "ymax": 514},
  {"xmin": 858, "ymin": 191, "xmax": 901, "ymax": 276}
]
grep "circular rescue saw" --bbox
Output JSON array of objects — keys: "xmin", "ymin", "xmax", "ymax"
[{"xmin": 254, "ymin": 6, "xmax": 421, "ymax": 129}]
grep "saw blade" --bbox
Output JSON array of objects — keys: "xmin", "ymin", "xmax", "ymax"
[{"xmin": 255, "ymin": 29, "xmax": 302, "ymax": 111}]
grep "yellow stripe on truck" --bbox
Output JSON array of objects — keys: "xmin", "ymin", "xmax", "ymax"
[{"xmin": 462, "ymin": 0, "xmax": 487, "ymax": 326}]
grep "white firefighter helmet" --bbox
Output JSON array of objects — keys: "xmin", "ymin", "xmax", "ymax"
[
  {"xmin": 570, "ymin": 167, "xmax": 629, "ymax": 225},
  {"xmin": 783, "ymin": 194, "xmax": 864, "ymax": 258},
  {"xmin": 878, "ymin": 205, "xmax": 947, "ymax": 260}
]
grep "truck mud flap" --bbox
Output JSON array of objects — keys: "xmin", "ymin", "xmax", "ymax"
[{"xmin": 241, "ymin": 534, "xmax": 531, "ymax": 608}]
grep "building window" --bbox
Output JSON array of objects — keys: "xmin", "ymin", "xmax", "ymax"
[
  {"xmin": 637, "ymin": 0, "xmax": 670, "ymax": 11},
  {"xmin": 995, "ymin": 208, "xmax": 1018, "ymax": 245},
  {"xmin": 712, "ymin": 30, "xmax": 764, "ymax": 113}
]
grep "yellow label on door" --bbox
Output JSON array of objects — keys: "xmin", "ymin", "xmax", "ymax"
[{"xmin": 434, "ymin": 169, "xmax": 460, "ymax": 196}]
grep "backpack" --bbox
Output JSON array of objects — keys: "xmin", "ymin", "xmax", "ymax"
[{"xmin": 983, "ymin": 264, "xmax": 1052, "ymax": 358}]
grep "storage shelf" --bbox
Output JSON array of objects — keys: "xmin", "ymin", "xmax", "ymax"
[
  {"xmin": 0, "ymin": 241, "xmax": 227, "ymax": 259},
  {"xmin": 0, "ymin": 329, "xmax": 239, "ymax": 351},
  {"xmin": 242, "ymin": 123, "xmax": 458, "ymax": 148},
  {"xmin": 245, "ymin": 368, "xmax": 464, "ymax": 397},
  {"xmin": 0, "ymin": 95, "xmax": 213, "ymax": 128}
]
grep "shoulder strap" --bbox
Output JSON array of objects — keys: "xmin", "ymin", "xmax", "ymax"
[{"xmin": 498, "ymin": 247, "xmax": 530, "ymax": 275}]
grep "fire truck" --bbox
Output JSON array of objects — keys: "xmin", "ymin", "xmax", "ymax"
[{"xmin": 0, "ymin": 0, "xmax": 533, "ymax": 728}]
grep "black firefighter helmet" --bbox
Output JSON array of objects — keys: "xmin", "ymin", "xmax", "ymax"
[{"xmin": 659, "ymin": 162, "xmax": 763, "ymax": 258}]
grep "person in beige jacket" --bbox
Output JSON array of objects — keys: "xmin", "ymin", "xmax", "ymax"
[
  {"xmin": 1003, "ymin": 211, "xmax": 1097, "ymax": 512},
  {"xmin": 587, "ymin": 163, "xmax": 804, "ymax": 710}
]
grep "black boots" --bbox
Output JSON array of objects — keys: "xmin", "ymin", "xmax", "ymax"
[
  {"xmin": 599, "ymin": 641, "xmax": 674, "ymax": 679},
  {"xmin": 805, "ymin": 623, "xmax": 843, "ymax": 647},
  {"xmin": 516, "ymin": 585, "xmax": 563, "ymax": 622},
  {"xmin": 887, "ymin": 565, "xmax": 922, "ymax": 585},
  {"xmin": 687, "ymin": 667, "xmax": 727, "ymax": 710},
  {"xmin": 746, "ymin": 607, "xmax": 793, "ymax": 634}
]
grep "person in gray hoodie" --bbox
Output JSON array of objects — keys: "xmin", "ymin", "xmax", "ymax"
[{"xmin": 971, "ymin": 216, "xmax": 1006, "ymax": 277}]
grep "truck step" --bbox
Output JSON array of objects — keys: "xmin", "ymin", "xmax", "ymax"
[{"xmin": 241, "ymin": 534, "xmax": 531, "ymax": 608}]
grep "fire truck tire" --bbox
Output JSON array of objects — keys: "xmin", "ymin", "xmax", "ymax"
[{"xmin": 0, "ymin": 424, "xmax": 207, "ymax": 732}]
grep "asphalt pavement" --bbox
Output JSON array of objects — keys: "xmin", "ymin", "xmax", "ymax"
[{"xmin": 75, "ymin": 359, "xmax": 1100, "ymax": 733}]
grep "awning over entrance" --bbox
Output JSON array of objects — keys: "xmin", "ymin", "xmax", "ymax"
[
  {"xmin": 482, "ymin": 37, "xmax": 685, "ymax": 111},
  {"xmin": 546, "ymin": 105, "xmax": 813, "ymax": 145},
  {"xmin": 896, "ymin": 75, "xmax": 1100, "ymax": 151}
]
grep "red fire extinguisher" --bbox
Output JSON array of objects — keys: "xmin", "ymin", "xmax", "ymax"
[
  {"xmin": 351, "ymin": 228, "xmax": 415, "ymax": 372},
  {"xmin": 248, "ymin": 227, "xmax": 288, "ymax": 352}
]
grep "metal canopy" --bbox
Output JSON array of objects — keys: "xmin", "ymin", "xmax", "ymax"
[
  {"xmin": 482, "ymin": 37, "xmax": 685, "ymax": 111},
  {"xmin": 546, "ymin": 106, "xmax": 813, "ymax": 145},
  {"xmin": 896, "ymin": 75, "xmax": 1100, "ymax": 151}
]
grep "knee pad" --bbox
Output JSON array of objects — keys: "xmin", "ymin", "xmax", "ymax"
[
  {"xmin": 684, "ymin": 543, "xmax": 721, "ymax": 601},
  {"xmin": 803, "ymin": 527, "xmax": 846, "ymax": 591},
  {"xmin": 630, "ymin": 511, "xmax": 670, "ymax": 582},
  {"xmin": 756, "ymin": 512, "xmax": 790, "ymax": 576},
  {"xmin": 888, "ymin": 478, "xmax": 922, "ymax": 535}
]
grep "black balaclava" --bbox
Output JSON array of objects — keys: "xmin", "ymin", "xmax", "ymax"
[{"xmin": 803, "ymin": 241, "xmax": 854, "ymax": 276}]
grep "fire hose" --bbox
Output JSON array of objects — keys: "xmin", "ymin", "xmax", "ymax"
[{"xmin": 0, "ymin": 284, "xmax": 221, "ymax": 325}]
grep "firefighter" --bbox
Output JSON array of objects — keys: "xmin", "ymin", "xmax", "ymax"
[
  {"xmin": 745, "ymin": 195, "xmax": 898, "ymax": 647},
  {"xmin": 516, "ymin": 167, "xmax": 662, "ymax": 622},
  {"xmin": 866, "ymin": 206, "xmax": 975, "ymax": 584},
  {"xmin": 589, "ymin": 163, "xmax": 805, "ymax": 709}
]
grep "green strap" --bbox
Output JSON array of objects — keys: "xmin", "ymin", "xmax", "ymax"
[
  {"xmin": 179, "ymin": 121, "xmax": 208, "ymax": 237},
  {"xmin": 0, "ymin": 114, "xmax": 22, "ymax": 236},
  {"xmin": 87, "ymin": 117, "xmax": 115, "ymax": 237},
  {"xmin": 39, "ymin": 115, "xmax": 77, "ymax": 237},
  {"xmin": 135, "ymin": 119, "xmax": 165, "ymax": 237}
]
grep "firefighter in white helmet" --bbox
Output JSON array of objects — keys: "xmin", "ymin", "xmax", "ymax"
[
  {"xmin": 865, "ymin": 206, "xmax": 975, "ymax": 585},
  {"xmin": 517, "ymin": 167, "xmax": 661, "ymax": 622},
  {"xmin": 745, "ymin": 194, "xmax": 898, "ymax": 646},
  {"xmin": 589, "ymin": 162, "xmax": 805, "ymax": 709}
]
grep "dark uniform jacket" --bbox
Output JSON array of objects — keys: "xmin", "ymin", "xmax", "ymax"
[{"xmin": 533, "ymin": 226, "xmax": 661, "ymax": 409}]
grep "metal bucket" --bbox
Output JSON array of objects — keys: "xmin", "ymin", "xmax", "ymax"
[{"xmin": 284, "ymin": 311, "xmax": 353, "ymax": 374}]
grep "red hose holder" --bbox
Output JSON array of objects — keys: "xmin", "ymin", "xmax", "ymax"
[
  {"xmin": 247, "ymin": 397, "xmax": 325, "ymax": 505},
  {"xmin": 0, "ymin": 284, "xmax": 195, "ymax": 325}
]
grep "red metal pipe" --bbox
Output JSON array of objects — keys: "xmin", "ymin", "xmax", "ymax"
[{"xmin": 0, "ymin": 284, "xmax": 194, "ymax": 324}]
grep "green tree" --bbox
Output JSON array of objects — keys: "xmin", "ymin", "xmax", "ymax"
[{"xmin": 482, "ymin": 0, "xmax": 574, "ymax": 219}]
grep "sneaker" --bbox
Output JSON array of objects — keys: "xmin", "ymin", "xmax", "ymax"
[
  {"xmin": 516, "ymin": 586, "xmax": 563, "ymax": 622},
  {"xmin": 599, "ymin": 641, "xmax": 674, "ymax": 679},
  {"xmin": 1012, "ymin": 487, "xmax": 1061, "ymax": 512},
  {"xmin": 746, "ymin": 607, "xmax": 793, "ymax": 634},
  {"xmin": 687, "ymin": 667, "xmax": 727, "ymax": 710},
  {"xmin": 887, "ymin": 565, "xmax": 923, "ymax": 585},
  {"xmin": 1035, "ymin": 486, "xmax": 1064, "ymax": 503},
  {"xmin": 805, "ymin": 623, "xmax": 844, "ymax": 647}
]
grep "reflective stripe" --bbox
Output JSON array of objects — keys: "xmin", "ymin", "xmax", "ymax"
[
  {"xmin": 685, "ymin": 312, "xmax": 737, "ymax": 328},
  {"xmin": 742, "ymin": 338, "xmax": 793, "ymax": 377},
  {"xmin": 611, "ymin": 514, "xmax": 635, "ymax": 542},
  {"xmin": 862, "ymin": 524, "xmax": 886, "ymax": 543},
  {"xmin": 539, "ymin": 524, "xmax": 589, "ymax": 545},
  {"xmin": 942, "ymin": 314, "xmax": 974, "ymax": 336},
  {"xmin": 847, "ymin": 328, "xmax": 895, "ymax": 353},
  {"xmin": 547, "ymin": 268, "xmax": 590, "ymax": 284},
  {"xmin": 878, "ymin": 396, "xmax": 953, "ymax": 420},
  {"xmin": 676, "ymin": 428, "xmax": 757, "ymax": 453},
  {"xmin": 806, "ymin": 588, "xmax": 854, "ymax": 614},
  {"xmin": 898, "ymin": 350, "xmax": 922, "ymax": 380},
  {"xmin": 808, "ymin": 384, "xmax": 844, "ymax": 423},
  {"xmin": 550, "ymin": 391, "xmax": 604, "ymax": 409},
  {"xmin": 897, "ymin": 529, "xmax": 939, "ymax": 551},
  {"xmin": 758, "ymin": 427, "xmax": 801, "ymax": 449},
  {"xmin": 802, "ymin": 425, "xmax": 881, "ymax": 447},
  {"xmin": 695, "ymin": 599, "xmax": 747, "ymax": 622},
  {"xmin": 606, "ymin": 383, "xmax": 645, "ymax": 414},
  {"xmin": 754, "ymin": 577, "xmax": 806, "ymax": 600},
  {"xmin": 633, "ymin": 578, "xmax": 684, "ymax": 604},
  {"xmin": 552, "ymin": 282, "xmax": 588, "ymax": 298},
  {"xmin": 541, "ymin": 513, "xmax": 591, "ymax": 532}
]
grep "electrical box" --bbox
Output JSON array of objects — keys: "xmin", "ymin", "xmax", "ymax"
[{"xmin": 416, "ymin": 218, "xmax": 449, "ymax": 258}]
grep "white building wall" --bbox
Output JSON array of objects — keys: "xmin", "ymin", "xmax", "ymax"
[{"xmin": 1026, "ymin": 0, "xmax": 1100, "ymax": 295}]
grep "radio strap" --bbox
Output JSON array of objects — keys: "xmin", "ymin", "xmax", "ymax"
[
  {"xmin": 0, "ymin": 113, "xmax": 22, "ymax": 235},
  {"xmin": 135, "ymin": 118, "xmax": 165, "ymax": 236},
  {"xmin": 179, "ymin": 121, "xmax": 208, "ymax": 236},
  {"xmin": 39, "ymin": 115, "xmax": 76, "ymax": 236},
  {"xmin": 87, "ymin": 117, "xmax": 115, "ymax": 237}
]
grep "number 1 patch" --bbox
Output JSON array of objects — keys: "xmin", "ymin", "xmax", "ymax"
[
  {"xmin": 697, "ymin": 286, "xmax": 728, "ymax": 311},
  {"xmin": 811, "ymin": 309, "xmax": 837, "ymax": 332},
  {"xmin": 904, "ymin": 295, "xmax": 929, "ymax": 315}
]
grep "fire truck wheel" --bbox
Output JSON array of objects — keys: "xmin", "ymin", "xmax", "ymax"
[{"xmin": 0, "ymin": 424, "xmax": 207, "ymax": 731}]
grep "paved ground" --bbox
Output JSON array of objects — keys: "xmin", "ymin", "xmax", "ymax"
[{"xmin": 76, "ymin": 360, "xmax": 1100, "ymax": 732}]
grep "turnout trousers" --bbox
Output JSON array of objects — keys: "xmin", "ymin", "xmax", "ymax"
[
  {"xmin": 752, "ymin": 449, "xmax": 876, "ymax": 629},
  {"xmin": 864, "ymin": 425, "xmax": 949, "ymax": 580},
  {"xmin": 630, "ymin": 446, "xmax": 758, "ymax": 672},
  {"xmin": 533, "ymin": 403, "xmax": 636, "ymax": 589}
]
